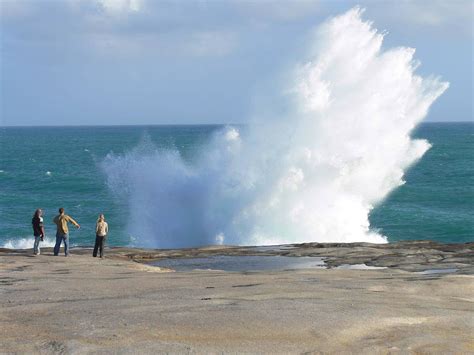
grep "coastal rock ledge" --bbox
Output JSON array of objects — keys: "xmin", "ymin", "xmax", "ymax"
[{"xmin": 1, "ymin": 240, "xmax": 473, "ymax": 353}]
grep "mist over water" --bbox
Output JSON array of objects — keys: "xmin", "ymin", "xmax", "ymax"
[{"xmin": 103, "ymin": 8, "xmax": 448, "ymax": 248}]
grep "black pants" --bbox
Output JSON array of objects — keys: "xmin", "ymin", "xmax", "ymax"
[{"xmin": 93, "ymin": 235, "xmax": 106, "ymax": 257}]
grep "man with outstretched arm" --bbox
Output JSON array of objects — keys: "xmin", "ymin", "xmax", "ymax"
[{"xmin": 53, "ymin": 207, "xmax": 80, "ymax": 256}]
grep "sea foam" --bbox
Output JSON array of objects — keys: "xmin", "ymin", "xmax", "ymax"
[
  {"xmin": 2, "ymin": 237, "xmax": 56, "ymax": 249},
  {"xmin": 103, "ymin": 8, "xmax": 448, "ymax": 248}
]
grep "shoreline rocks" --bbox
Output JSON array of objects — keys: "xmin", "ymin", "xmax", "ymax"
[{"xmin": 0, "ymin": 241, "xmax": 473, "ymax": 353}]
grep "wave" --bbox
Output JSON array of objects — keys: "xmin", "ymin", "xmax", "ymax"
[
  {"xmin": 102, "ymin": 7, "xmax": 448, "ymax": 248},
  {"xmin": 2, "ymin": 236, "xmax": 57, "ymax": 250}
]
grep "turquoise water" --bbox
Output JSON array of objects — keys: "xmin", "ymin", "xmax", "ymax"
[
  {"xmin": 370, "ymin": 122, "xmax": 473, "ymax": 243},
  {"xmin": 0, "ymin": 123, "xmax": 472, "ymax": 248}
]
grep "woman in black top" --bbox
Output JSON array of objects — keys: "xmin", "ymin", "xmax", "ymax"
[{"xmin": 32, "ymin": 209, "xmax": 45, "ymax": 255}]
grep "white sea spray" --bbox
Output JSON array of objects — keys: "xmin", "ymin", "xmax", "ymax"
[
  {"xmin": 2, "ymin": 236, "xmax": 56, "ymax": 249},
  {"xmin": 102, "ymin": 8, "xmax": 448, "ymax": 248}
]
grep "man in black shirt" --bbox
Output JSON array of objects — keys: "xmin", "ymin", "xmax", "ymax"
[{"xmin": 32, "ymin": 209, "xmax": 45, "ymax": 255}]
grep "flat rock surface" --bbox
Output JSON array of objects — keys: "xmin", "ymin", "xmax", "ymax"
[
  {"xmin": 1, "ymin": 241, "xmax": 473, "ymax": 354},
  {"xmin": 107, "ymin": 240, "xmax": 474, "ymax": 274}
]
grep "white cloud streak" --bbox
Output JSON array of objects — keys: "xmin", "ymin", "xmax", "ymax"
[
  {"xmin": 97, "ymin": 0, "xmax": 143, "ymax": 13},
  {"xmin": 361, "ymin": 0, "xmax": 473, "ymax": 37}
]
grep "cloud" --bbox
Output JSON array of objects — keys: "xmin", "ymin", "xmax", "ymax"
[
  {"xmin": 97, "ymin": 0, "xmax": 143, "ymax": 13},
  {"xmin": 361, "ymin": 0, "xmax": 473, "ymax": 37},
  {"xmin": 1, "ymin": 1, "xmax": 470, "ymax": 63},
  {"xmin": 232, "ymin": 0, "xmax": 321, "ymax": 22},
  {"xmin": 396, "ymin": 0, "xmax": 471, "ymax": 27},
  {"xmin": 1, "ymin": 0, "xmax": 241, "ymax": 57},
  {"xmin": 89, "ymin": 30, "xmax": 236, "ymax": 58},
  {"xmin": 0, "ymin": 0, "xmax": 320, "ymax": 60}
]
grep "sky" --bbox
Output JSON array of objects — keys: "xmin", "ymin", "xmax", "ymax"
[{"xmin": 0, "ymin": 0, "xmax": 472, "ymax": 126}]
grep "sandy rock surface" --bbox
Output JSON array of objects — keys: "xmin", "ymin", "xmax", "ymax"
[{"xmin": 1, "ymin": 242, "xmax": 473, "ymax": 354}]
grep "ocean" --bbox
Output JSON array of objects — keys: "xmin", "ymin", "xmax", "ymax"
[{"xmin": 0, "ymin": 122, "xmax": 472, "ymax": 249}]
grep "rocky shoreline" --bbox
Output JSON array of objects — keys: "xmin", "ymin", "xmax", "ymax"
[
  {"xmin": 91, "ymin": 240, "xmax": 473, "ymax": 274},
  {"xmin": 1, "ymin": 241, "xmax": 473, "ymax": 353}
]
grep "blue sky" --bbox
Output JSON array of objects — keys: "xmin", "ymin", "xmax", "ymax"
[{"xmin": 0, "ymin": 0, "xmax": 472, "ymax": 126}]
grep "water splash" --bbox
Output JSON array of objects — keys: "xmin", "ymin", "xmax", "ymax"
[
  {"xmin": 2, "ymin": 236, "xmax": 57, "ymax": 249},
  {"xmin": 103, "ymin": 8, "xmax": 448, "ymax": 248}
]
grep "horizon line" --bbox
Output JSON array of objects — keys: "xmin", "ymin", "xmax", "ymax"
[
  {"xmin": 0, "ymin": 123, "xmax": 240, "ymax": 128},
  {"xmin": 1, "ymin": 121, "xmax": 473, "ymax": 128}
]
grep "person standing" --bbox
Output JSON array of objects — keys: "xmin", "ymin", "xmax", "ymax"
[
  {"xmin": 93, "ymin": 214, "xmax": 108, "ymax": 258},
  {"xmin": 53, "ymin": 208, "xmax": 80, "ymax": 256},
  {"xmin": 32, "ymin": 209, "xmax": 45, "ymax": 255}
]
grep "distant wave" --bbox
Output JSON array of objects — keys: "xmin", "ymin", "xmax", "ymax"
[
  {"xmin": 2, "ymin": 237, "xmax": 57, "ymax": 249},
  {"xmin": 102, "ymin": 7, "xmax": 448, "ymax": 248}
]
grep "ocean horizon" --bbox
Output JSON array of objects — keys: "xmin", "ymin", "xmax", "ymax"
[{"xmin": 2, "ymin": 120, "xmax": 471, "ymax": 128}]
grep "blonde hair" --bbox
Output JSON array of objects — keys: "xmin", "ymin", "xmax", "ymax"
[{"xmin": 97, "ymin": 214, "xmax": 105, "ymax": 222}]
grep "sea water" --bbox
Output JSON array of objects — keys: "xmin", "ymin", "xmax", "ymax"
[{"xmin": 0, "ymin": 123, "xmax": 472, "ymax": 248}]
